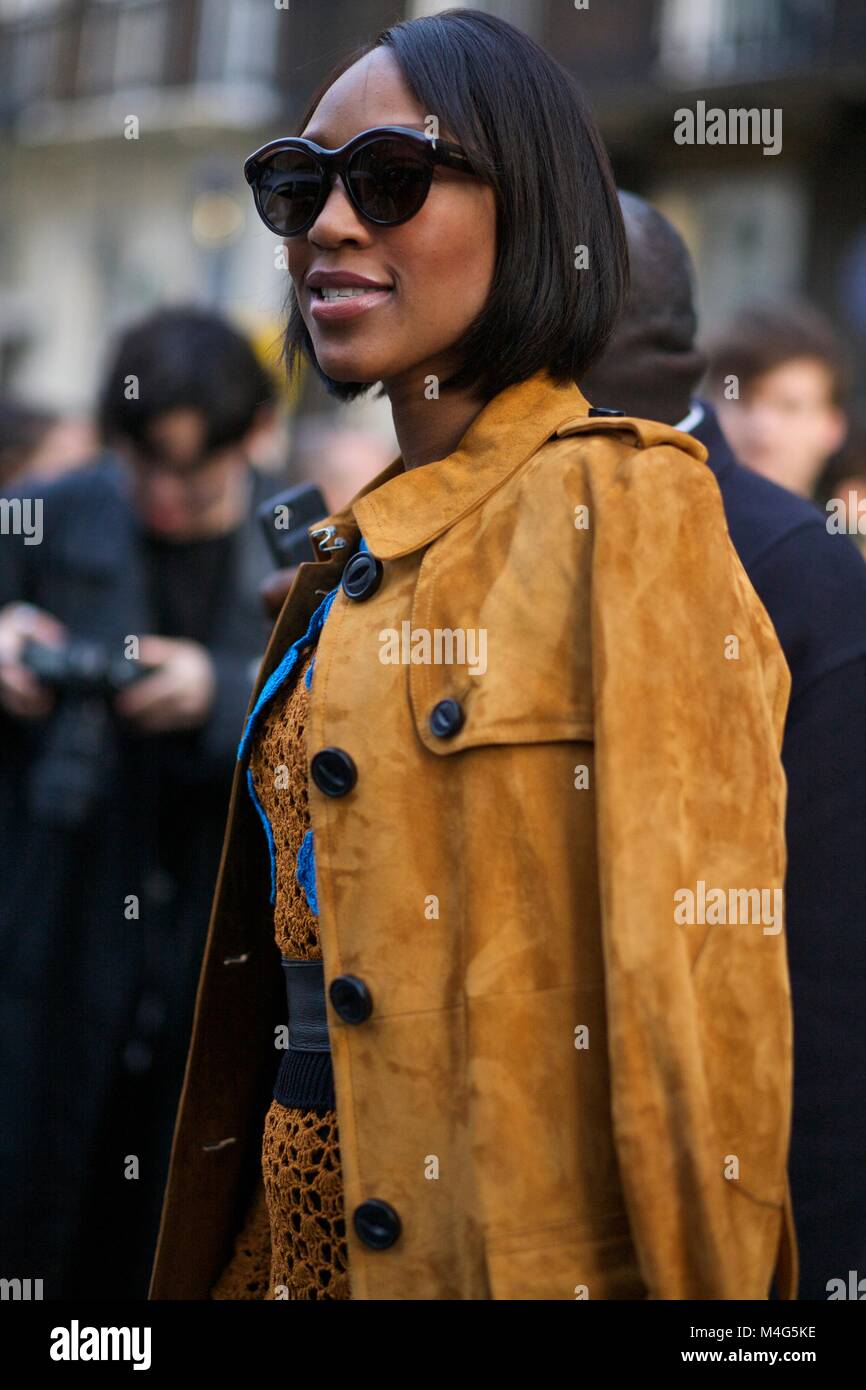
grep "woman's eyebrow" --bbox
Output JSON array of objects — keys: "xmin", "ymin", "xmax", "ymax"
[{"xmin": 301, "ymin": 120, "xmax": 431, "ymax": 143}]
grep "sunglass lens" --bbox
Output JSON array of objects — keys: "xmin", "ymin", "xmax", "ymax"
[
  {"xmin": 347, "ymin": 139, "xmax": 431, "ymax": 223},
  {"xmin": 255, "ymin": 150, "xmax": 323, "ymax": 235}
]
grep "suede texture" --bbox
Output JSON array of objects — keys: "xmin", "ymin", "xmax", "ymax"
[{"xmin": 148, "ymin": 369, "xmax": 796, "ymax": 1301}]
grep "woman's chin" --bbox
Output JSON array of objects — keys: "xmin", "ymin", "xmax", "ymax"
[{"xmin": 316, "ymin": 352, "xmax": 389, "ymax": 387}]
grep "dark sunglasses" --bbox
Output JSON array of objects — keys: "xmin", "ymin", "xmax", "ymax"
[{"xmin": 243, "ymin": 125, "xmax": 475, "ymax": 238}]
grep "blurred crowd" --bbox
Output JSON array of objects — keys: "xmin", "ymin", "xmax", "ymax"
[
  {"xmin": 0, "ymin": 205, "xmax": 864, "ymax": 1300},
  {"xmin": 0, "ymin": 305, "xmax": 394, "ymax": 1299}
]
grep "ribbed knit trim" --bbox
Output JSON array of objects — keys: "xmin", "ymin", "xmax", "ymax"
[{"xmin": 273, "ymin": 1046, "xmax": 336, "ymax": 1111}]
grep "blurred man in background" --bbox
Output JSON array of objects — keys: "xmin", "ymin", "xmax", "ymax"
[
  {"xmin": 583, "ymin": 191, "xmax": 866, "ymax": 1299},
  {"xmin": 289, "ymin": 415, "xmax": 394, "ymax": 515},
  {"xmin": 819, "ymin": 420, "xmax": 866, "ymax": 559},
  {"xmin": 0, "ymin": 305, "xmax": 283, "ymax": 1298},
  {"xmin": 705, "ymin": 301, "xmax": 849, "ymax": 500}
]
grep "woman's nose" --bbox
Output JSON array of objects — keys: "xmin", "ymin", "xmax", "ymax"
[{"xmin": 308, "ymin": 174, "xmax": 370, "ymax": 245}]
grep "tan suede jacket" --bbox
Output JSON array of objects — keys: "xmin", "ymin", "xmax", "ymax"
[{"xmin": 149, "ymin": 368, "xmax": 797, "ymax": 1300}]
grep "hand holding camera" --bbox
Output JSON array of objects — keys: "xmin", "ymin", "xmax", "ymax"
[
  {"xmin": 1, "ymin": 603, "xmax": 214, "ymax": 735},
  {"xmin": 113, "ymin": 636, "xmax": 215, "ymax": 733},
  {"xmin": 0, "ymin": 602, "xmax": 66, "ymax": 720}
]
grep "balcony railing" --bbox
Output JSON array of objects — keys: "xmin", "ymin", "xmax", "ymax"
[
  {"xmin": 0, "ymin": 0, "xmax": 284, "ymax": 122},
  {"xmin": 657, "ymin": 0, "xmax": 839, "ymax": 83}
]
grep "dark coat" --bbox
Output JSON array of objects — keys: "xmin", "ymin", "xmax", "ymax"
[
  {"xmin": 694, "ymin": 402, "xmax": 866, "ymax": 1299},
  {"xmin": 0, "ymin": 454, "xmax": 279, "ymax": 1296}
]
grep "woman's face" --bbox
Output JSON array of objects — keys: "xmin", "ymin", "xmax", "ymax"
[{"xmin": 285, "ymin": 48, "xmax": 497, "ymax": 393}]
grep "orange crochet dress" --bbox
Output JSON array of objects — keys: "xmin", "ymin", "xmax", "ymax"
[{"xmin": 209, "ymin": 647, "xmax": 351, "ymax": 1300}]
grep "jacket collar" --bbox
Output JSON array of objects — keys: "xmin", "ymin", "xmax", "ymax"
[
  {"xmin": 690, "ymin": 399, "xmax": 737, "ymax": 483},
  {"xmin": 307, "ymin": 370, "xmax": 593, "ymax": 561}
]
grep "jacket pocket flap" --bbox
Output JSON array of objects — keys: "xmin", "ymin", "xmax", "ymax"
[{"xmin": 407, "ymin": 531, "xmax": 593, "ymax": 756}]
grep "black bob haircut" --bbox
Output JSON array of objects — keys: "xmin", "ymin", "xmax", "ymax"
[
  {"xmin": 283, "ymin": 7, "xmax": 628, "ymax": 403},
  {"xmin": 99, "ymin": 305, "xmax": 275, "ymax": 454}
]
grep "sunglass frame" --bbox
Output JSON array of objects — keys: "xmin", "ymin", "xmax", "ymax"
[{"xmin": 243, "ymin": 124, "xmax": 475, "ymax": 236}]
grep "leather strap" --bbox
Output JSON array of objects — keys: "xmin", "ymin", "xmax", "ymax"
[{"xmin": 281, "ymin": 958, "xmax": 331, "ymax": 1051}]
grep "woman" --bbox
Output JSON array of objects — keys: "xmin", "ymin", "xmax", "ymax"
[{"xmin": 150, "ymin": 9, "xmax": 796, "ymax": 1301}]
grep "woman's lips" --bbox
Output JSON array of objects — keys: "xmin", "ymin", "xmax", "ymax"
[{"xmin": 309, "ymin": 287, "xmax": 394, "ymax": 322}]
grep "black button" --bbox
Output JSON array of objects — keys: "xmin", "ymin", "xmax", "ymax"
[
  {"xmin": 310, "ymin": 747, "xmax": 357, "ymax": 797},
  {"xmin": 588, "ymin": 406, "xmax": 625, "ymax": 417},
  {"xmin": 329, "ymin": 974, "xmax": 373, "ymax": 1024},
  {"xmin": 353, "ymin": 1198, "xmax": 401, "ymax": 1249},
  {"xmin": 341, "ymin": 551, "xmax": 384, "ymax": 602},
  {"xmin": 429, "ymin": 698, "xmax": 465, "ymax": 738}
]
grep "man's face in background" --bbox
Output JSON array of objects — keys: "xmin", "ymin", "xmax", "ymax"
[
  {"xmin": 122, "ymin": 407, "xmax": 248, "ymax": 541},
  {"xmin": 715, "ymin": 356, "xmax": 847, "ymax": 498}
]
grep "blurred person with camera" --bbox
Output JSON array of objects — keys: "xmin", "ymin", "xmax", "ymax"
[
  {"xmin": 0, "ymin": 305, "xmax": 283, "ymax": 1298},
  {"xmin": 584, "ymin": 192, "xmax": 866, "ymax": 1299}
]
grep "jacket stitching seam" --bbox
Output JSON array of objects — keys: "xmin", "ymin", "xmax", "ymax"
[
  {"xmin": 332, "ymin": 980, "xmax": 601, "ymax": 1025},
  {"xmin": 485, "ymin": 1212, "xmax": 631, "ymax": 1249},
  {"xmin": 364, "ymin": 423, "xmax": 585, "ymax": 551},
  {"xmin": 436, "ymin": 720, "xmax": 595, "ymax": 741},
  {"xmin": 729, "ymin": 1182, "xmax": 784, "ymax": 1212}
]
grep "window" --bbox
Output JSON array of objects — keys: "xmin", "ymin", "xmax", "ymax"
[
  {"xmin": 76, "ymin": 0, "xmax": 170, "ymax": 95},
  {"xmin": 1, "ymin": 0, "xmax": 66, "ymax": 105},
  {"xmin": 658, "ymin": 0, "xmax": 832, "ymax": 81},
  {"xmin": 196, "ymin": 0, "xmax": 280, "ymax": 86}
]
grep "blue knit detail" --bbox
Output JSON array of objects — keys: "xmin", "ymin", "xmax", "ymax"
[
  {"xmin": 246, "ymin": 768, "xmax": 277, "ymax": 906},
  {"xmin": 236, "ymin": 531, "xmax": 370, "ymax": 764},
  {"xmin": 240, "ymin": 532, "xmax": 370, "ymax": 913},
  {"xmin": 238, "ymin": 584, "xmax": 339, "ymax": 763},
  {"xmin": 305, "ymin": 658, "xmax": 314, "ymax": 689},
  {"xmin": 296, "ymin": 828, "xmax": 318, "ymax": 915}
]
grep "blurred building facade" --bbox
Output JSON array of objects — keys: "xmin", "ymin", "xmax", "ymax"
[
  {"xmin": 1, "ymin": 0, "xmax": 864, "ymax": 417},
  {"xmin": 0, "ymin": 0, "xmax": 412, "ymax": 423},
  {"xmin": 542, "ymin": 0, "xmax": 866, "ymax": 404}
]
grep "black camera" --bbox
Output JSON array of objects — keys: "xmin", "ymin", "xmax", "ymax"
[
  {"xmin": 21, "ymin": 636, "xmax": 149, "ymax": 697},
  {"xmin": 20, "ymin": 637, "xmax": 152, "ymax": 827}
]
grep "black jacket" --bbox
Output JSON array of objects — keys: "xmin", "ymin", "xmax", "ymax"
[
  {"xmin": 694, "ymin": 403, "xmax": 866, "ymax": 1299},
  {"xmin": 0, "ymin": 454, "xmax": 281, "ymax": 1296}
]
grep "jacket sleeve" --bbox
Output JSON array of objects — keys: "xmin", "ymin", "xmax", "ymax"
[{"xmin": 589, "ymin": 442, "xmax": 794, "ymax": 1299}]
